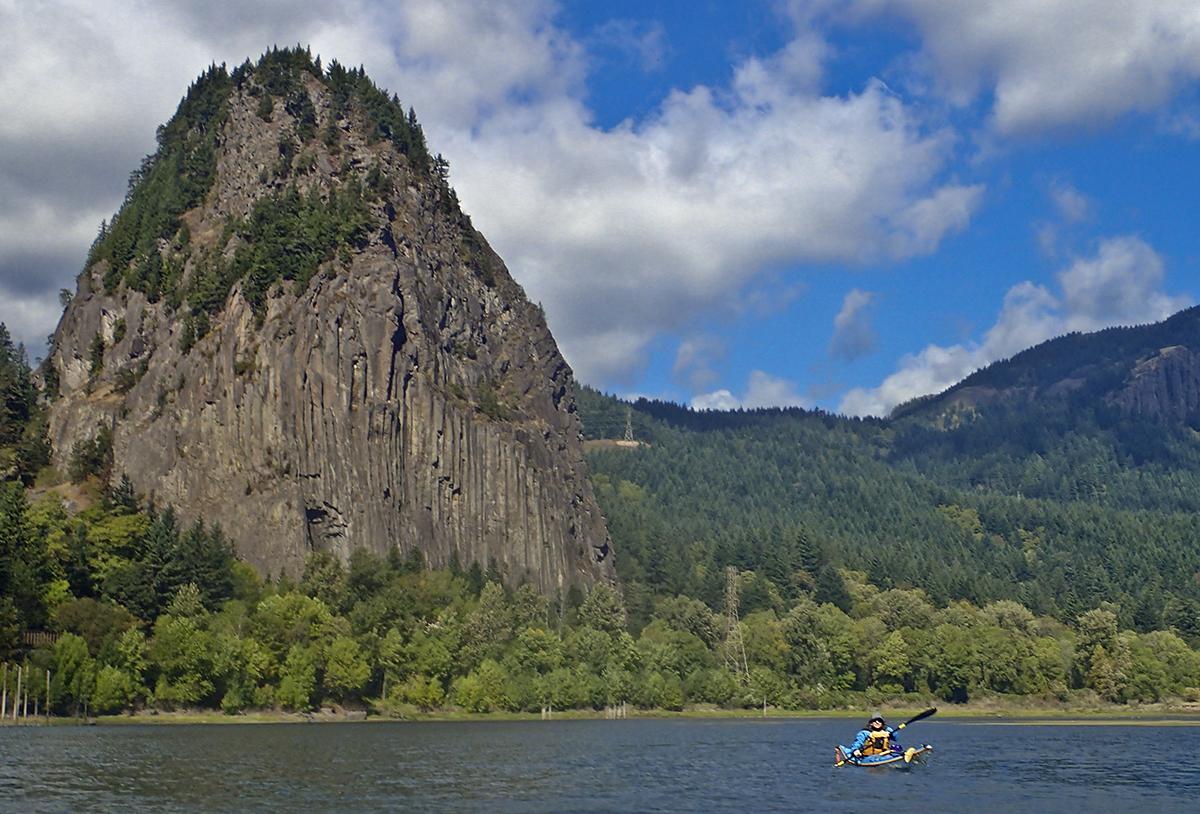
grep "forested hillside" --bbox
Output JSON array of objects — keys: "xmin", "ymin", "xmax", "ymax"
[
  {"xmin": 580, "ymin": 392, "xmax": 1200, "ymax": 635},
  {"xmin": 578, "ymin": 306, "xmax": 1200, "ymax": 639}
]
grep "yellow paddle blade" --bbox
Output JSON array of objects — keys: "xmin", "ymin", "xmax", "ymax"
[{"xmin": 903, "ymin": 747, "xmax": 917, "ymax": 764}]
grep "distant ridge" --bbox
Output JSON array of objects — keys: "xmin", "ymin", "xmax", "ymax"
[{"xmin": 893, "ymin": 305, "xmax": 1200, "ymax": 424}]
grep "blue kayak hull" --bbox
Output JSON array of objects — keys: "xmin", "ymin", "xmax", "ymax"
[{"xmin": 836, "ymin": 745, "xmax": 932, "ymax": 767}]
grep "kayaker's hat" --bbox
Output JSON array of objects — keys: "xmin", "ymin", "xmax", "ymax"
[{"xmin": 868, "ymin": 713, "xmax": 885, "ymax": 726}]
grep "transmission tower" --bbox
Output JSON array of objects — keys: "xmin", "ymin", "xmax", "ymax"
[
  {"xmin": 623, "ymin": 407, "xmax": 634, "ymax": 443},
  {"xmin": 722, "ymin": 566, "xmax": 750, "ymax": 681}
]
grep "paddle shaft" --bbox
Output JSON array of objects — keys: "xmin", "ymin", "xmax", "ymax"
[{"xmin": 895, "ymin": 707, "xmax": 937, "ymax": 730}]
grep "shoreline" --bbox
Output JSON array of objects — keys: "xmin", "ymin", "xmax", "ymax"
[{"xmin": 20, "ymin": 701, "xmax": 1197, "ymax": 727}]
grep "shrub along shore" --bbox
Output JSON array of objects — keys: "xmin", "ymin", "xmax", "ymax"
[{"xmin": 72, "ymin": 703, "xmax": 1200, "ymax": 726}]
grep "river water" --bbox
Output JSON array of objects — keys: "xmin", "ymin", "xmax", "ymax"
[{"xmin": 0, "ymin": 718, "xmax": 1196, "ymax": 812}]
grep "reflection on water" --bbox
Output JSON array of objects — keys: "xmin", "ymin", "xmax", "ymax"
[{"xmin": 0, "ymin": 718, "xmax": 1196, "ymax": 813}]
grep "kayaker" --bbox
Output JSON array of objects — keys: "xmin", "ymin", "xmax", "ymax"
[{"xmin": 846, "ymin": 713, "xmax": 899, "ymax": 758}]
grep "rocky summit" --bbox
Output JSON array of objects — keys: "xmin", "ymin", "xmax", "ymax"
[{"xmin": 45, "ymin": 48, "xmax": 614, "ymax": 590}]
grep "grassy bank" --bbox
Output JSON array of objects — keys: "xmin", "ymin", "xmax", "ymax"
[{"xmin": 64, "ymin": 698, "xmax": 1200, "ymax": 727}]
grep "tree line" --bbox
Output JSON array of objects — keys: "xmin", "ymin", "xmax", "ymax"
[{"xmin": 3, "ymin": 477, "xmax": 1198, "ymax": 718}]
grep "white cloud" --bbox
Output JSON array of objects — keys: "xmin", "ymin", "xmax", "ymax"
[
  {"xmin": 0, "ymin": 0, "xmax": 982, "ymax": 385},
  {"xmin": 379, "ymin": 0, "xmax": 583, "ymax": 130},
  {"xmin": 1035, "ymin": 180, "xmax": 1094, "ymax": 259},
  {"xmin": 0, "ymin": 288, "xmax": 66, "ymax": 362},
  {"xmin": 449, "ymin": 78, "xmax": 982, "ymax": 381},
  {"xmin": 887, "ymin": 183, "xmax": 982, "ymax": 256},
  {"xmin": 693, "ymin": 370, "xmax": 811, "ymax": 410},
  {"xmin": 691, "ymin": 388, "xmax": 741, "ymax": 411},
  {"xmin": 1036, "ymin": 181, "xmax": 1090, "ymax": 258},
  {"xmin": 830, "ymin": 288, "xmax": 878, "ymax": 361},
  {"xmin": 839, "ymin": 236, "xmax": 1194, "ymax": 416},
  {"xmin": 673, "ymin": 335, "xmax": 726, "ymax": 391},
  {"xmin": 1050, "ymin": 181, "xmax": 1089, "ymax": 223},
  {"xmin": 853, "ymin": 0, "xmax": 1200, "ymax": 134},
  {"xmin": 1058, "ymin": 236, "xmax": 1190, "ymax": 331}
]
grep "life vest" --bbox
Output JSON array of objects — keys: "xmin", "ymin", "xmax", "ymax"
[{"xmin": 860, "ymin": 729, "xmax": 893, "ymax": 755}]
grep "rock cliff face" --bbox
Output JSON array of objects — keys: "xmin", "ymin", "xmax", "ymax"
[
  {"xmin": 46, "ymin": 52, "xmax": 614, "ymax": 591},
  {"xmin": 1110, "ymin": 345, "xmax": 1200, "ymax": 423}
]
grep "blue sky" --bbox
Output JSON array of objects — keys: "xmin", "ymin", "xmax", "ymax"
[
  {"xmin": 2, "ymin": 1, "xmax": 1198, "ymax": 415},
  {"xmin": 552, "ymin": 0, "xmax": 1199, "ymax": 414}
]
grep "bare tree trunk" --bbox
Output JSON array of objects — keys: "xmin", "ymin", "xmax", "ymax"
[
  {"xmin": 1, "ymin": 662, "xmax": 7, "ymax": 722},
  {"xmin": 14, "ymin": 665, "xmax": 22, "ymax": 723}
]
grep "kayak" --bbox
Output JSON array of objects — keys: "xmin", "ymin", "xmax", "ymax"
[{"xmin": 834, "ymin": 744, "xmax": 933, "ymax": 767}]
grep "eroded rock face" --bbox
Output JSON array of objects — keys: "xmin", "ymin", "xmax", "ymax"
[
  {"xmin": 1111, "ymin": 346, "xmax": 1200, "ymax": 423},
  {"xmin": 47, "ymin": 66, "xmax": 614, "ymax": 592}
]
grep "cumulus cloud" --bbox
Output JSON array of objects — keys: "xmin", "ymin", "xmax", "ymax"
[
  {"xmin": 852, "ymin": 0, "xmax": 1200, "ymax": 134},
  {"xmin": 830, "ymin": 288, "xmax": 878, "ymax": 361},
  {"xmin": 450, "ymin": 78, "xmax": 982, "ymax": 381},
  {"xmin": 1058, "ymin": 236, "xmax": 1189, "ymax": 331},
  {"xmin": 691, "ymin": 389, "xmax": 741, "ymax": 411},
  {"xmin": 1050, "ymin": 181, "xmax": 1089, "ymax": 223},
  {"xmin": 673, "ymin": 335, "xmax": 726, "ymax": 391},
  {"xmin": 839, "ymin": 236, "xmax": 1194, "ymax": 416},
  {"xmin": 693, "ymin": 370, "xmax": 812, "ymax": 411},
  {"xmin": 0, "ymin": 0, "xmax": 981, "ymax": 380}
]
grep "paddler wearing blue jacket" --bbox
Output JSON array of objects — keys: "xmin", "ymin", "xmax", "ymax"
[{"xmin": 844, "ymin": 713, "xmax": 899, "ymax": 758}]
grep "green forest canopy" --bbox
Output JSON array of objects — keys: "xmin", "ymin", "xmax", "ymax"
[{"xmin": 577, "ymin": 386, "xmax": 1200, "ymax": 637}]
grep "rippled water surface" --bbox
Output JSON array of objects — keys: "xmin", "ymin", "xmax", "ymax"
[{"xmin": 1, "ymin": 718, "xmax": 1197, "ymax": 812}]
